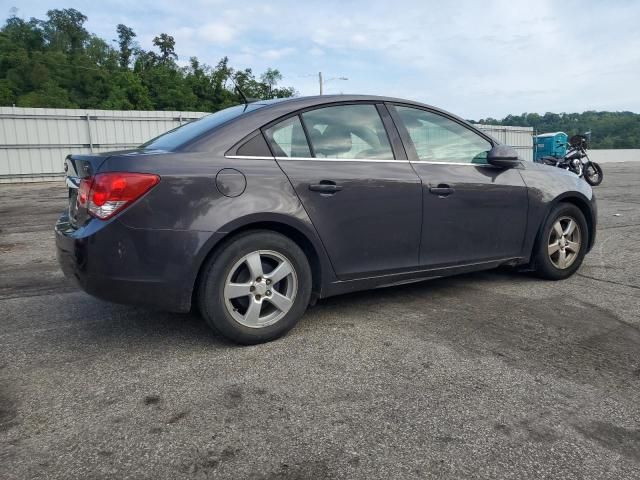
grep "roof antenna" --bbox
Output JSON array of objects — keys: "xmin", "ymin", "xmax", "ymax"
[
  {"xmin": 231, "ymin": 79, "xmax": 259, "ymax": 110},
  {"xmin": 235, "ymin": 83, "xmax": 249, "ymax": 105}
]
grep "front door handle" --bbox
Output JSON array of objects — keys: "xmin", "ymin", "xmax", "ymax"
[
  {"xmin": 429, "ymin": 184, "xmax": 454, "ymax": 197},
  {"xmin": 309, "ymin": 181, "xmax": 343, "ymax": 194}
]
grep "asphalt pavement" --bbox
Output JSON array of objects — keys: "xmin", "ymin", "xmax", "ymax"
[{"xmin": 1, "ymin": 163, "xmax": 639, "ymax": 479}]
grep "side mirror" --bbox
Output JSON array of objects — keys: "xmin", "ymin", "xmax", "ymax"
[{"xmin": 487, "ymin": 145, "xmax": 520, "ymax": 168}]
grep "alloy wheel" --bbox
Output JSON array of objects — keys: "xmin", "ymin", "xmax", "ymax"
[
  {"xmin": 223, "ymin": 250, "xmax": 298, "ymax": 328},
  {"xmin": 547, "ymin": 216, "xmax": 582, "ymax": 269}
]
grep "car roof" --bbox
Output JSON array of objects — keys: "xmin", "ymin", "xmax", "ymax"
[
  {"xmin": 248, "ymin": 94, "xmax": 475, "ymax": 131},
  {"xmin": 253, "ymin": 94, "xmax": 438, "ymax": 110}
]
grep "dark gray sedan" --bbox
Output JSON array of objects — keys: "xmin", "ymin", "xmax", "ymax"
[{"xmin": 55, "ymin": 95, "xmax": 597, "ymax": 344}]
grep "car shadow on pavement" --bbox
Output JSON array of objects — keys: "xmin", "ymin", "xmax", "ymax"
[
  {"xmin": 64, "ymin": 269, "xmax": 525, "ymax": 341},
  {"xmin": 32, "ymin": 294, "xmax": 236, "ymax": 350},
  {"xmin": 36, "ymin": 269, "xmax": 521, "ymax": 352}
]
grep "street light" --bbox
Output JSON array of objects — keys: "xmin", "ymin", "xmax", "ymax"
[{"xmin": 318, "ymin": 72, "xmax": 348, "ymax": 95}]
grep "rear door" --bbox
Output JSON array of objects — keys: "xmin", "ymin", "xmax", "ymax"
[
  {"xmin": 264, "ymin": 103, "xmax": 422, "ymax": 279},
  {"xmin": 388, "ymin": 104, "xmax": 528, "ymax": 267}
]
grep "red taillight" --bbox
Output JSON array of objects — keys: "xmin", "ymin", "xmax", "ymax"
[
  {"xmin": 78, "ymin": 177, "xmax": 92, "ymax": 208},
  {"xmin": 78, "ymin": 172, "xmax": 160, "ymax": 220}
]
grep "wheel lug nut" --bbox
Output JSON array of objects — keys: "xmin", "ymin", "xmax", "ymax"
[
  {"xmin": 249, "ymin": 286, "xmax": 255, "ymax": 292},
  {"xmin": 266, "ymin": 290, "xmax": 272, "ymax": 296},
  {"xmin": 256, "ymin": 277, "xmax": 262, "ymax": 282},
  {"xmin": 266, "ymin": 279, "xmax": 271, "ymax": 285},
  {"xmin": 255, "ymin": 294, "xmax": 261, "ymax": 300}
]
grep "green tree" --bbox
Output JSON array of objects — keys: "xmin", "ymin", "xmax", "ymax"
[
  {"xmin": 42, "ymin": 8, "xmax": 88, "ymax": 54},
  {"xmin": 0, "ymin": 9, "xmax": 295, "ymax": 112},
  {"xmin": 474, "ymin": 110, "xmax": 640, "ymax": 149},
  {"xmin": 152, "ymin": 33, "xmax": 177, "ymax": 63},
  {"xmin": 116, "ymin": 24, "xmax": 136, "ymax": 69},
  {"xmin": 260, "ymin": 68, "xmax": 282, "ymax": 98}
]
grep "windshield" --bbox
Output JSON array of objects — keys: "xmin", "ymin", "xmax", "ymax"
[{"xmin": 140, "ymin": 103, "xmax": 264, "ymax": 151}]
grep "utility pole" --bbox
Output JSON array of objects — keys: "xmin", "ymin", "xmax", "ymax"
[{"xmin": 318, "ymin": 72, "xmax": 348, "ymax": 95}]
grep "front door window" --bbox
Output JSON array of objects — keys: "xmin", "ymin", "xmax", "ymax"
[{"xmin": 393, "ymin": 106, "xmax": 491, "ymax": 164}]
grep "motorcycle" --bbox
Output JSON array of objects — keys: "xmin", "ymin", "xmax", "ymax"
[{"xmin": 540, "ymin": 133, "xmax": 603, "ymax": 186}]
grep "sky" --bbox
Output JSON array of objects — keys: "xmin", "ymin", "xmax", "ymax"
[{"xmin": 3, "ymin": 0, "xmax": 640, "ymax": 119}]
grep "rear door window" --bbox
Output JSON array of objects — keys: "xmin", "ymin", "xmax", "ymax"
[{"xmin": 301, "ymin": 104, "xmax": 394, "ymax": 160}]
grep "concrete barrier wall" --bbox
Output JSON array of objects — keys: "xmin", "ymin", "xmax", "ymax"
[
  {"xmin": 0, "ymin": 107, "xmax": 208, "ymax": 183},
  {"xmin": 473, "ymin": 124, "xmax": 534, "ymax": 162},
  {"xmin": 587, "ymin": 149, "xmax": 640, "ymax": 163}
]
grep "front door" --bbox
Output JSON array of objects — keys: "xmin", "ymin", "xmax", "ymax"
[
  {"xmin": 263, "ymin": 103, "xmax": 422, "ymax": 279},
  {"xmin": 388, "ymin": 104, "xmax": 528, "ymax": 267}
]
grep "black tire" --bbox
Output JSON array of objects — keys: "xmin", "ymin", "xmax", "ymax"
[
  {"xmin": 533, "ymin": 203, "xmax": 588, "ymax": 280},
  {"xmin": 198, "ymin": 230, "xmax": 312, "ymax": 345},
  {"xmin": 584, "ymin": 161, "xmax": 603, "ymax": 186}
]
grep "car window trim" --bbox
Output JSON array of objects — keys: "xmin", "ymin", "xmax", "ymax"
[
  {"xmin": 223, "ymin": 155, "xmax": 496, "ymax": 166},
  {"xmin": 297, "ymin": 114, "xmax": 317, "ymax": 158},
  {"xmin": 275, "ymin": 157, "xmax": 409, "ymax": 163},
  {"xmin": 377, "ymin": 104, "xmax": 407, "ymax": 161},
  {"xmin": 385, "ymin": 102, "xmax": 496, "ymax": 164},
  {"xmin": 409, "ymin": 161, "xmax": 498, "ymax": 168}
]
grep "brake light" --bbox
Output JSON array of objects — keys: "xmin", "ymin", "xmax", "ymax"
[
  {"xmin": 78, "ymin": 172, "xmax": 160, "ymax": 220},
  {"xmin": 77, "ymin": 177, "xmax": 92, "ymax": 208}
]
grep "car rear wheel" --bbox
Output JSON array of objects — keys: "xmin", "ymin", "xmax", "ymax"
[
  {"xmin": 533, "ymin": 203, "xmax": 588, "ymax": 280},
  {"xmin": 198, "ymin": 231, "xmax": 312, "ymax": 344}
]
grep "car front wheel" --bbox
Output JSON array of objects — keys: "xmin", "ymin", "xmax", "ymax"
[
  {"xmin": 533, "ymin": 203, "xmax": 588, "ymax": 280},
  {"xmin": 198, "ymin": 230, "xmax": 312, "ymax": 344}
]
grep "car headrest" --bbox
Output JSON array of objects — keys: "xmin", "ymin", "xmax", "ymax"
[
  {"xmin": 308, "ymin": 127, "xmax": 324, "ymax": 146},
  {"xmin": 314, "ymin": 125, "xmax": 352, "ymax": 156}
]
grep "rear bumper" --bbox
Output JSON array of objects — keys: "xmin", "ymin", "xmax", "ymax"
[{"xmin": 55, "ymin": 213, "xmax": 217, "ymax": 312}]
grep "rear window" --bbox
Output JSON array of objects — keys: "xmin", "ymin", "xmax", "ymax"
[{"xmin": 140, "ymin": 104, "xmax": 264, "ymax": 151}]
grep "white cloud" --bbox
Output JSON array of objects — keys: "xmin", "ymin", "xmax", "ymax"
[
  {"xmin": 256, "ymin": 0, "xmax": 640, "ymax": 117},
  {"xmin": 16, "ymin": 0, "xmax": 640, "ymax": 117},
  {"xmin": 198, "ymin": 22, "xmax": 237, "ymax": 43},
  {"xmin": 262, "ymin": 47, "xmax": 296, "ymax": 60}
]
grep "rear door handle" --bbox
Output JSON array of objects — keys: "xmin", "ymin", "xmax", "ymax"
[
  {"xmin": 429, "ymin": 184, "xmax": 454, "ymax": 197},
  {"xmin": 309, "ymin": 181, "xmax": 343, "ymax": 194}
]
